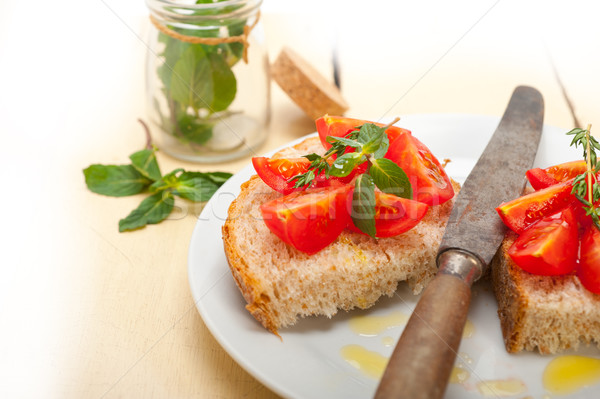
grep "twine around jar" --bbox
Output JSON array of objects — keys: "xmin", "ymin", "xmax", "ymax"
[{"xmin": 149, "ymin": 11, "xmax": 260, "ymax": 64}]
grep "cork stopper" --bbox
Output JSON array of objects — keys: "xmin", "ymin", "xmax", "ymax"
[{"xmin": 271, "ymin": 47, "xmax": 349, "ymax": 120}]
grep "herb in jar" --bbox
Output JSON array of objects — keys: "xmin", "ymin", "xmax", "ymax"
[{"xmin": 154, "ymin": 0, "xmax": 250, "ymax": 147}]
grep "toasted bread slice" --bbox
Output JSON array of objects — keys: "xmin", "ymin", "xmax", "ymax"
[
  {"xmin": 222, "ymin": 136, "xmax": 458, "ymax": 334},
  {"xmin": 492, "ymin": 231, "xmax": 600, "ymax": 354}
]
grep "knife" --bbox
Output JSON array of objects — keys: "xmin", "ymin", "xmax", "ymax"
[{"xmin": 374, "ymin": 86, "xmax": 544, "ymax": 399}]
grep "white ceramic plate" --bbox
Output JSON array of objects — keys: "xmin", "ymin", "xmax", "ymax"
[{"xmin": 188, "ymin": 114, "xmax": 599, "ymax": 399}]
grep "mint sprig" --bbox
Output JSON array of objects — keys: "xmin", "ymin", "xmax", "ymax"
[
  {"xmin": 290, "ymin": 119, "xmax": 412, "ymax": 237},
  {"xmin": 155, "ymin": 0, "xmax": 245, "ymax": 146},
  {"xmin": 83, "ymin": 121, "xmax": 232, "ymax": 232},
  {"xmin": 567, "ymin": 125, "xmax": 600, "ymax": 229}
]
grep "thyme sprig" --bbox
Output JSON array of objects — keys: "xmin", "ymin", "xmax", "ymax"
[
  {"xmin": 289, "ymin": 129, "xmax": 361, "ymax": 188},
  {"xmin": 567, "ymin": 124, "xmax": 600, "ymax": 229}
]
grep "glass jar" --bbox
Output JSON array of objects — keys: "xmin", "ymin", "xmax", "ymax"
[{"xmin": 145, "ymin": 0, "xmax": 270, "ymax": 163}]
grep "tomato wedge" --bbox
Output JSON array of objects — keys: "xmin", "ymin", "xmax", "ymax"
[
  {"xmin": 507, "ymin": 207, "xmax": 579, "ymax": 276},
  {"xmin": 315, "ymin": 115, "xmax": 411, "ymax": 149},
  {"xmin": 315, "ymin": 115, "xmax": 453, "ymax": 205},
  {"xmin": 577, "ymin": 225, "xmax": 600, "ymax": 294},
  {"xmin": 252, "ymin": 156, "xmax": 362, "ymax": 194},
  {"xmin": 496, "ymin": 179, "xmax": 575, "ymax": 234},
  {"xmin": 252, "ymin": 157, "xmax": 311, "ymax": 194},
  {"xmin": 526, "ymin": 168, "xmax": 559, "ymax": 190},
  {"xmin": 526, "ymin": 160, "xmax": 588, "ymax": 190},
  {"xmin": 545, "ymin": 160, "xmax": 587, "ymax": 182},
  {"xmin": 260, "ymin": 185, "xmax": 352, "ymax": 254},
  {"xmin": 347, "ymin": 191, "xmax": 429, "ymax": 237},
  {"xmin": 385, "ymin": 132, "xmax": 454, "ymax": 206}
]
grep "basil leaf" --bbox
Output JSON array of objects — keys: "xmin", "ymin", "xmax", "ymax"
[
  {"xmin": 370, "ymin": 158, "xmax": 412, "ymax": 199},
  {"xmin": 351, "ymin": 174, "xmax": 377, "ymax": 238},
  {"xmin": 170, "ymin": 45, "xmax": 213, "ymax": 110},
  {"xmin": 118, "ymin": 191, "xmax": 175, "ymax": 232},
  {"xmin": 129, "ymin": 148, "xmax": 162, "ymax": 181},
  {"xmin": 328, "ymin": 152, "xmax": 363, "ymax": 177},
  {"xmin": 83, "ymin": 164, "xmax": 151, "ymax": 197},
  {"xmin": 171, "ymin": 172, "xmax": 221, "ymax": 202}
]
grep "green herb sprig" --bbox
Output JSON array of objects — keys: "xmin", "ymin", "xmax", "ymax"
[
  {"xmin": 83, "ymin": 120, "xmax": 231, "ymax": 232},
  {"xmin": 290, "ymin": 118, "xmax": 412, "ymax": 238},
  {"xmin": 155, "ymin": 0, "xmax": 245, "ymax": 147},
  {"xmin": 567, "ymin": 124, "xmax": 600, "ymax": 229}
]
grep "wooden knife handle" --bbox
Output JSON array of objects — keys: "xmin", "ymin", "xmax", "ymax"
[{"xmin": 374, "ymin": 272, "xmax": 471, "ymax": 399}]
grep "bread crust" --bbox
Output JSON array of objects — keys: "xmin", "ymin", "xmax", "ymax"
[
  {"xmin": 492, "ymin": 231, "xmax": 600, "ymax": 354},
  {"xmin": 222, "ymin": 136, "xmax": 457, "ymax": 334},
  {"xmin": 223, "ymin": 177, "xmax": 282, "ymax": 335}
]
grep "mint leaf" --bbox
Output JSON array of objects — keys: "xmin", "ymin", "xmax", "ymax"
[
  {"xmin": 170, "ymin": 45, "xmax": 213, "ymax": 111},
  {"xmin": 361, "ymin": 124, "xmax": 386, "ymax": 153},
  {"xmin": 119, "ymin": 191, "xmax": 175, "ymax": 232},
  {"xmin": 194, "ymin": 171, "xmax": 233, "ymax": 185},
  {"xmin": 172, "ymin": 172, "xmax": 220, "ymax": 201},
  {"xmin": 370, "ymin": 158, "xmax": 412, "ymax": 199},
  {"xmin": 357, "ymin": 123, "xmax": 382, "ymax": 144},
  {"xmin": 129, "ymin": 148, "xmax": 162, "ymax": 181},
  {"xmin": 149, "ymin": 170, "xmax": 231, "ymax": 202},
  {"xmin": 176, "ymin": 113, "xmax": 214, "ymax": 145},
  {"xmin": 149, "ymin": 169, "xmax": 184, "ymax": 192},
  {"xmin": 371, "ymin": 133, "xmax": 390, "ymax": 159},
  {"xmin": 327, "ymin": 135, "xmax": 362, "ymax": 149},
  {"xmin": 328, "ymin": 152, "xmax": 363, "ymax": 177},
  {"xmin": 157, "ymin": 35, "xmax": 189, "ymax": 90},
  {"xmin": 351, "ymin": 174, "xmax": 376, "ymax": 237},
  {"xmin": 207, "ymin": 52, "xmax": 237, "ymax": 112},
  {"xmin": 168, "ymin": 45, "xmax": 237, "ymax": 115},
  {"xmin": 83, "ymin": 164, "xmax": 151, "ymax": 197}
]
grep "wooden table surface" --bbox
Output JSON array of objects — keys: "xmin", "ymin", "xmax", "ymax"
[{"xmin": 1, "ymin": 1, "xmax": 598, "ymax": 398}]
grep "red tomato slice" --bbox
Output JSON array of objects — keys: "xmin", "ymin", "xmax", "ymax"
[
  {"xmin": 507, "ymin": 207, "xmax": 579, "ymax": 276},
  {"xmin": 526, "ymin": 168, "xmax": 559, "ymax": 190},
  {"xmin": 545, "ymin": 160, "xmax": 587, "ymax": 182},
  {"xmin": 253, "ymin": 156, "xmax": 362, "ymax": 194},
  {"xmin": 577, "ymin": 225, "xmax": 600, "ymax": 294},
  {"xmin": 496, "ymin": 179, "xmax": 575, "ymax": 234},
  {"xmin": 572, "ymin": 200, "xmax": 598, "ymax": 230},
  {"xmin": 315, "ymin": 115, "xmax": 411, "ymax": 149},
  {"xmin": 385, "ymin": 133, "xmax": 454, "ymax": 206},
  {"xmin": 526, "ymin": 160, "xmax": 588, "ymax": 190},
  {"xmin": 348, "ymin": 191, "xmax": 429, "ymax": 237},
  {"xmin": 252, "ymin": 157, "xmax": 311, "ymax": 194},
  {"xmin": 260, "ymin": 185, "xmax": 352, "ymax": 254}
]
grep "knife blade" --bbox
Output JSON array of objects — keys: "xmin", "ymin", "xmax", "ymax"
[{"xmin": 374, "ymin": 86, "xmax": 544, "ymax": 399}]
